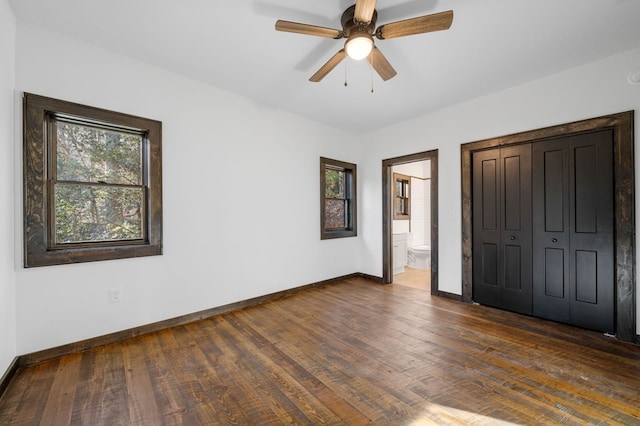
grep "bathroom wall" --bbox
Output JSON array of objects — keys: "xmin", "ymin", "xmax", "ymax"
[
  {"xmin": 409, "ymin": 176, "xmax": 430, "ymax": 247},
  {"xmin": 391, "ymin": 161, "xmax": 430, "ymax": 247}
]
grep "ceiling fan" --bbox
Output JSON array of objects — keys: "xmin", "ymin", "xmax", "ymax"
[{"xmin": 275, "ymin": 0, "xmax": 454, "ymax": 83}]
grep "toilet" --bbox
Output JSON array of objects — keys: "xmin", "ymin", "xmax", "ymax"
[{"xmin": 407, "ymin": 244, "xmax": 431, "ymax": 270}]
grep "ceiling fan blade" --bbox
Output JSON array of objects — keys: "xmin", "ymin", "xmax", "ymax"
[
  {"xmin": 376, "ymin": 10, "xmax": 453, "ymax": 39},
  {"xmin": 309, "ymin": 49, "xmax": 347, "ymax": 82},
  {"xmin": 275, "ymin": 20, "xmax": 343, "ymax": 39},
  {"xmin": 367, "ymin": 46, "xmax": 396, "ymax": 81},
  {"xmin": 354, "ymin": 0, "xmax": 377, "ymax": 24}
]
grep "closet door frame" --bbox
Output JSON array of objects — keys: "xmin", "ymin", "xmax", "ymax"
[{"xmin": 461, "ymin": 111, "xmax": 636, "ymax": 343}]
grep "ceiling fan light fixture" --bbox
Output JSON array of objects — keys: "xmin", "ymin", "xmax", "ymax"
[
  {"xmin": 345, "ymin": 33, "xmax": 373, "ymax": 60},
  {"xmin": 275, "ymin": 4, "xmax": 454, "ymax": 82}
]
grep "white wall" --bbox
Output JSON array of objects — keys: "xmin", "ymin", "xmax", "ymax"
[
  {"xmin": 13, "ymin": 22, "xmax": 360, "ymax": 354},
  {"xmin": 0, "ymin": 0, "xmax": 16, "ymax": 377},
  {"xmin": 358, "ymin": 46, "xmax": 640, "ymax": 333}
]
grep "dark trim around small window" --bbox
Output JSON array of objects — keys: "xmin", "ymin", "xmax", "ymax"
[
  {"xmin": 392, "ymin": 173, "xmax": 411, "ymax": 220},
  {"xmin": 23, "ymin": 93, "xmax": 163, "ymax": 267},
  {"xmin": 320, "ymin": 157, "xmax": 357, "ymax": 240}
]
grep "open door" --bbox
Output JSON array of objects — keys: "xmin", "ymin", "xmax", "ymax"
[{"xmin": 382, "ymin": 150, "xmax": 438, "ymax": 295}]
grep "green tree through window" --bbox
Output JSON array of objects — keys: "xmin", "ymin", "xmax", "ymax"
[
  {"xmin": 320, "ymin": 157, "xmax": 357, "ymax": 239},
  {"xmin": 325, "ymin": 167, "xmax": 346, "ymax": 229},
  {"xmin": 54, "ymin": 121, "xmax": 145, "ymax": 244},
  {"xmin": 23, "ymin": 93, "xmax": 162, "ymax": 267}
]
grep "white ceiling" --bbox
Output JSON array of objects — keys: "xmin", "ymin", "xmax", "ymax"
[{"xmin": 8, "ymin": 0, "xmax": 640, "ymax": 133}]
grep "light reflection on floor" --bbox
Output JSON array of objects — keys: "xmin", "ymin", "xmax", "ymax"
[{"xmin": 409, "ymin": 402, "xmax": 519, "ymax": 425}]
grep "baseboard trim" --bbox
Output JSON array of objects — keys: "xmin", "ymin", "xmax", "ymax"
[
  {"xmin": 358, "ymin": 272, "xmax": 384, "ymax": 283},
  {"xmin": 19, "ymin": 273, "xmax": 371, "ymax": 366},
  {"xmin": 0, "ymin": 357, "xmax": 21, "ymax": 400},
  {"xmin": 434, "ymin": 290, "xmax": 462, "ymax": 301}
]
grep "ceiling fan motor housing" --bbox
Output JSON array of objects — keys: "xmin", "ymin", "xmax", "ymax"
[{"xmin": 341, "ymin": 4, "xmax": 377, "ymax": 36}]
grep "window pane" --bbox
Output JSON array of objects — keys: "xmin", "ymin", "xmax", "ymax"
[
  {"xmin": 56, "ymin": 122, "xmax": 142, "ymax": 185},
  {"xmin": 325, "ymin": 168, "xmax": 345, "ymax": 198},
  {"xmin": 325, "ymin": 199, "xmax": 346, "ymax": 229},
  {"xmin": 55, "ymin": 184, "xmax": 144, "ymax": 244},
  {"xmin": 395, "ymin": 198, "xmax": 402, "ymax": 214}
]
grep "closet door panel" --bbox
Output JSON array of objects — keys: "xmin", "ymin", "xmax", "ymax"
[
  {"xmin": 500, "ymin": 145, "xmax": 532, "ymax": 314},
  {"xmin": 504, "ymin": 245, "xmax": 522, "ymax": 290},
  {"xmin": 473, "ymin": 145, "xmax": 532, "ymax": 315},
  {"xmin": 481, "ymin": 243, "xmax": 498, "ymax": 286},
  {"xmin": 543, "ymin": 150, "xmax": 565, "ymax": 233},
  {"xmin": 533, "ymin": 130, "xmax": 615, "ymax": 332},
  {"xmin": 575, "ymin": 250, "xmax": 597, "ymax": 304},
  {"xmin": 473, "ymin": 149, "xmax": 502, "ymax": 306},
  {"xmin": 569, "ymin": 130, "xmax": 614, "ymax": 333},
  {"xmin": 532, "ymin": 140, "xmax": 571, "ymax": 323},
  {"xmin": 504, "ymin": 156, "xmax": 522, "ymax": 231},
  {"xmin": 573, "ymin": 145, "xmax": 598, "ymax": 233},
  {"xmin": 544, "ymin": 248, "xmax": 565, "ymax": 298}
]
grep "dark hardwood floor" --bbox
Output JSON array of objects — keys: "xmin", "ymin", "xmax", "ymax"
[{"xmin": 1, "ymin": 277, "xmax": 639, "ymax": 425}]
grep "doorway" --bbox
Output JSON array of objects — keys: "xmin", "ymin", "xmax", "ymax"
[
  {"xmin": 461, "ymin": 111, "xmax": 636, "ymax": 343},
  {"xmin": 382, "ymin": 150, "xmax": 438, "ymax": 294}
]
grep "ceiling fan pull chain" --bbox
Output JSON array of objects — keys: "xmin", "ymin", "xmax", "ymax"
[
  {"xmin": 370, "ymin": 54, "xmax": 374, "ymax": 93},
  {"xmin": 344, "ymin": 62, "xmax": 348, "ymax": 87}
]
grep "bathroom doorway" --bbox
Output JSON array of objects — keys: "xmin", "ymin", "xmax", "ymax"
[{"xmin": 382, "ymin": 150, "xmax": 438, "ymax": 294}]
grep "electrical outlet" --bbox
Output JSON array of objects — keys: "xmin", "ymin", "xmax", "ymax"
[{"xmin": 109, "ymin": 287, "xmax": 122, "ymax": 303}]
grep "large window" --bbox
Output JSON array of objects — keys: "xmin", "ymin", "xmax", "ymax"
[
  {"xmin": 320, "ymin": 157, "xmax": 357, "ymax": 239},
  {"xmin": 23, "ymin": 93, "xmax": 162, "ymax": 267}
]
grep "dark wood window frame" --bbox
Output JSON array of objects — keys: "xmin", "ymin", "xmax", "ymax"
[
  {"xmin": 461, "ymin": 111, "xmax": 636, "ymax": 343},
  {"xmin": 392, "ymin": 173, "xmax": 411, "ymax": 220},
  {"xmin": 320, "ymin": 157, "xmax": 357, "ymax": 240},
  {"xmin": 23, "ymin": 93, "xmax": 163, "ymax": 267}
]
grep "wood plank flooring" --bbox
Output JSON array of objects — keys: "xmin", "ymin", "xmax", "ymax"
[
  {"xmin": 393, "ymin": 267, "xmax": 430, "ymax": 291},
  {"xmin": 1, "ymin": 277, "xmax": 639, "ymax": 425}
]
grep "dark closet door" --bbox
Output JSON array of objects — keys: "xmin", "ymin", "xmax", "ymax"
[
  {"xmin": 532, "ymin": 139, "xmax": 571, "ymax": 323},
  {"xmin": 473, "ymin": 145, "xmax": 532, "ymax": 315},
  {"xmin": 532, "ymin": 130, "xmax": 614, "ymax": 333}
]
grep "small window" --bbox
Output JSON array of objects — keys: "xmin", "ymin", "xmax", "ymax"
[
  {"xmin": 320, "ymin": 157, "xmax": 357, "ymax": 239},
  {"xmin": 393, "ymin": 173, "xmax": 411, "ymax": 220},
  {"xmin": 23, "ymin": 93, "xmax": 162, "ymax": 267}
]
